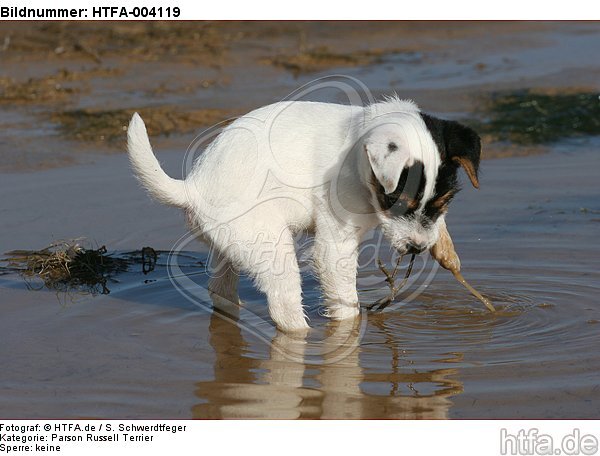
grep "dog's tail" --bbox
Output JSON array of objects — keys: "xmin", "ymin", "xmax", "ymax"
[{"xmin": 127, "ymin": 113, "xmax": 189, "ymax": 208}]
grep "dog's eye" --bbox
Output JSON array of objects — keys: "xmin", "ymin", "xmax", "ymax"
[{"xmin": 388, "ymin": 142, "xmax": 398, "ymax": 152}]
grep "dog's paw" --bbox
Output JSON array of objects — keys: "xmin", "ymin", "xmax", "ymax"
[
  {"xmin": 323, "ymin": 303, "xmax": 360, "ymax": 321},
  {"xmin": 272, "ymin": 313, "xmax": 310, "ymax": 334}
]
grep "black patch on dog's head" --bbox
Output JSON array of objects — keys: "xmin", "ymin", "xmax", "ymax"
[
  {"xmin": 373, "ymin": 160, "xmax": 426, "ymax": 216},
  {"xmin": 420, "ymin": 113, "xmax": 481, "ymax": 188},
  {"xmin": 422, "ymin": 162, "xmax": 460, "ymax": 223}
]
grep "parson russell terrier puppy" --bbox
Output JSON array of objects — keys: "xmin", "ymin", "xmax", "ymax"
[{"xmin": 127, "ymin": 96, "xmax": 481, "ymax": 332}]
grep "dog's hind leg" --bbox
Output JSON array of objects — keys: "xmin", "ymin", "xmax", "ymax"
[{"xmin": 207, "ymin": 249, "xmax": 242, "ymax": 319}]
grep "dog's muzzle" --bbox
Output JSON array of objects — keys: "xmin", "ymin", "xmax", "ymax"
[{"xmin": 405, "ymin": 242, "xmax": 427, "ymax": 255}]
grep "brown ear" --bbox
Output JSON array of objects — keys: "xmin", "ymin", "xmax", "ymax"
[
  {"xmin": 445, "ymin": 120, "xmax": 481, "ymax": 189},
  {"xmin": 420, "ymin": 113, "xmax": 482, "ymax": 189},
  {"xmin": 452, "ymin": 156, "xmax": 479, "ymax": 189}
]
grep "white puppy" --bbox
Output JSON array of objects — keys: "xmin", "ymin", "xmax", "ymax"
[{"xmin": 127, "ymin": 96, "xmax": 481, "ymax": 332}]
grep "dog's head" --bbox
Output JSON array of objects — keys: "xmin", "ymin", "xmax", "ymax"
[{"xmin": 362, "ymin": 107, "xmax": 481, "ymax": 255}]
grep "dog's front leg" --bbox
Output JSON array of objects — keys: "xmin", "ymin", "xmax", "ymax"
[
  {"xmin": 212, "ymin": 222, "xmax": 309, "ymax": 333},
  {"xmin": 313, "ymin": 224, "xmax": 362, "ymax": 321},
  {"xmin": 254, "ymin": 229, "xmax": 308, "ymax": 333}
]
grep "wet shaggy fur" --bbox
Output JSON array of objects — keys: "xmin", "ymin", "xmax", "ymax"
[{"xmin": 127, "ymin": 96, "xmax": 481, "ymax": 332}]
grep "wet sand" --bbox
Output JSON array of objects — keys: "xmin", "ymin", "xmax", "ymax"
[
  {"xmin": 1, "ymin": 21, "xmax": 599, "ymax": 170},
  {"xmin": 1, "ymin": 21, "xmax": 600, "ymax": 419}
]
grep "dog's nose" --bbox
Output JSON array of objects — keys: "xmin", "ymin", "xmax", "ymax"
[{"xmin": 406, "ymin": 242, "xmax": 427, "ymax": 255}]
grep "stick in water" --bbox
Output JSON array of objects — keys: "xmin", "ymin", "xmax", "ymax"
[
  {"xmin": 450, "ymin": 270, "xmax": 495, "ymax": 312},
  {"xmin": 367, "ymin": 254, "xmax": 416, "ymax": 312},
  {"xmin": 430, "ymin": 219, "xmax": 496, "ymax": 312}
]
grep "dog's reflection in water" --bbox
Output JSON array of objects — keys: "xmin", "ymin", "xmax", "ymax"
[{"xmin": 192, "ymin": 308, "xmax": 463, "ymax": 419}]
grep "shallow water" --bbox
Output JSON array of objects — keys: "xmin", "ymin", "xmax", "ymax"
[
  {"xmin": 1, "ymin": 142, "xmax": 599, "ymax": 419},
  {"xmin": 1, "ymin": 22, "xmax": 599, "ymax": 419}
]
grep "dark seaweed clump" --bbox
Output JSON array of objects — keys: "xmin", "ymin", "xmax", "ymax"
[
  {"xmin": 1, "ymin": 242, "xmax": 157, "ymax": 295},
  {"xmin": 52, "ymin": 106, "xmax": 231, "ymax": 142},
  {"xmin": 474, "ymin": 90, "xmax": 600, "ymax": 145},
  {"xmin": 263, "ymin": 46, "xmax": 419, "ymax": 76}
]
